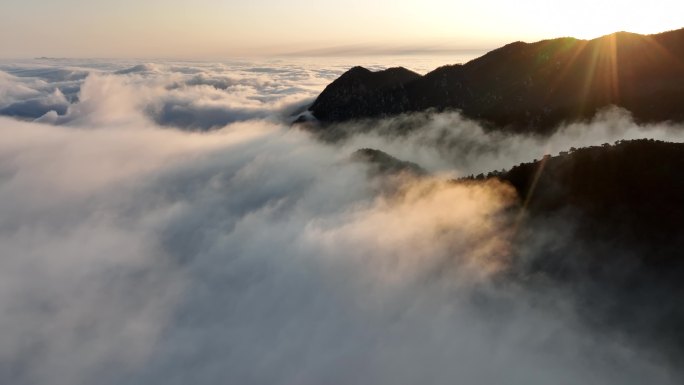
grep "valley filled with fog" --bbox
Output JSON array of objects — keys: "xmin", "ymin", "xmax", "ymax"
[{"xmin": 1, "ymin": 57, "xmax": 683, "ymax": 385}]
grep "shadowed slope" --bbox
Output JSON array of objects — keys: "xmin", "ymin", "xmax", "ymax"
[{"xmin": 464, "ymin": 139, "xmax": 684, "ymax": 363}]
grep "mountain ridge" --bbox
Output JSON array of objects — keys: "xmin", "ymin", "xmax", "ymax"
[{"xmin": 308, "ymin": 28, "xmax": 684, "ymax": 133}]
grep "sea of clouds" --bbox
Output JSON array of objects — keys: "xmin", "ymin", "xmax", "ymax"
[{"xmin": 1, "ymin": 58, "xmax": 683, "ymax": 385}]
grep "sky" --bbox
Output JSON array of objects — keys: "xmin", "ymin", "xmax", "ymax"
[{"xmin": 1, "ymin": 0, "xmax": 683, "ymax": 60}]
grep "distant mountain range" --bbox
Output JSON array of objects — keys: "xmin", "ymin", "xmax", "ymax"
[{"xmin": 307, "ymin": 28, "xmax": 684, "ymax": 133}]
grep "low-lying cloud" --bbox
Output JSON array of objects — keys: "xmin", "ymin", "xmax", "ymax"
[
  {"xmin": 0, "ymin": 59, "xmax": 338, "ymax": 130},
  {"xmin": 0, "ymin": 59, "xmax": 683, "ymax": 385}
]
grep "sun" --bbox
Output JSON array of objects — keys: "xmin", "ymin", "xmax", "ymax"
[
  {"xmin": 571, "ymin": 21, "xmax": 672, "ymax": 40},
  {"xmin": 513, "ymin": 0, "xmax": 683, "ymax": 42}
]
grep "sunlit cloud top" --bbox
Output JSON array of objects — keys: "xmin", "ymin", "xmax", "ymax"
[{"xmin": 1, "ymin": 0, "xmax": 682, "ymax": 58}]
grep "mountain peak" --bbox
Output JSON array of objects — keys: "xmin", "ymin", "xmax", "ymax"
[
  {"xmin": 309, "ymin": 65, "xmax": 422, "ymax": 121},
  {"xmin": 351, "ymin": 148, "xmax": 426, "ymax": 176},
  {"xmin": 344, "ymin": 66, "xmax": 372, "ymax": 76}
]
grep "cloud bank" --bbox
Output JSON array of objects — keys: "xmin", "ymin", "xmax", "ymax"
[{"xmin": 0, "ymin": 59, "xmax": 683, "ymax": 385}]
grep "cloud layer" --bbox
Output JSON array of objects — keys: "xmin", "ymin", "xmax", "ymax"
[{"xmin": 1, "ymin": 59, "xmax": 683, "ymax": 385}]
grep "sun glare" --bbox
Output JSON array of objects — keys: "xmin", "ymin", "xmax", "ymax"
[{"xmin": 570, "ymin": 21, "xmax": 671, "ymax": 40}]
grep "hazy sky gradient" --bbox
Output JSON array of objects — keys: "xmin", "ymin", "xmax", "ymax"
[{"xmin": 1, "ymin": 0, "xmax": 682, "ymax": 58}]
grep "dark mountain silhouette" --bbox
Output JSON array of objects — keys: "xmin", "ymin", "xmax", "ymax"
[
  {"xmin": 312, "ymin": 67, "xmax": 421, "ymax": 122},
  {"xmin": 351, "ymin": 148, "xmax": 426, "ymax": 176},
  {"xmin": 309, "ymin": 28, "xmax": 684, "ymax": 133},
  {"xmin": 464, "ymin": 139, "xmax": 684, "ymax": 363},
  {"xmin": 482, "ymin": 139, "xmax": 684, "ymax": 254}
]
